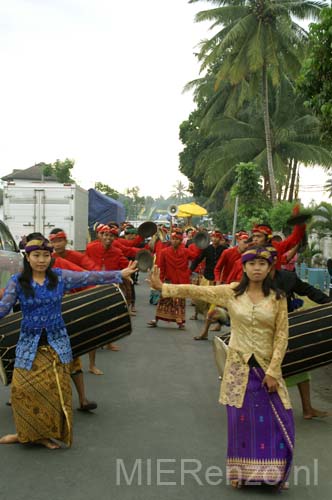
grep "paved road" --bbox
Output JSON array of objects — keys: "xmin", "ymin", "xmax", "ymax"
[{"xmin": 0, "ymin": 278, "xmax": 331, "ymax": 499}]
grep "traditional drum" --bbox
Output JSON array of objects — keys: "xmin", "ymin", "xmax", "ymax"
[
  {"xmin": 0, "ymin": 284, "xmax": 131, "ymax": 386},
  {"xmin": 213, "ymin": 302, "xmax": 332, "ymax": 379}
]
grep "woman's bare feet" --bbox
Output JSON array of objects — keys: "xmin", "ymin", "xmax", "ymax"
[
  {"xmin": 89, "ymin": 366, "xmax": 104, "ymax": 375},
  {"xmin": 303, "ymin": 407, "xmax": 331, "ymax": 420},
  {"xmin": 36, "ymin": 439, "xmax": 61, "ymax": 449},
  {"xmin": 0, "ymin": 433, "xmax": 19, "ymax": 444},
  {"xmin": 230, "ymin": 480, "xmax": 242, "ymax": 489},
  {"xmin": 106, "ymin": 343, "xmax": 120, "ymax": 351}
]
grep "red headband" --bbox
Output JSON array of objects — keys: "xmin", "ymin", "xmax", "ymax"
[
  {"xmin": 97, "ymin": 224, "xmax": 118, "ymax": 236},
  {"xmin": 49, "ymin": 231, "xmax": 67, "ymax": 241},
  {"xmin": 252, "ymin": 225, "xmax": 273, "ymax": 237},
  {"xmin": 171, "ymin": 232, "xmax": 183, "ymax": 240},
  {"xmin": 236, "ymin": 231, "xmax": 249, "ymax": 240},
  {"xmin": 211, "ymin": 231, "xmax": 223, "ymax": 238}
]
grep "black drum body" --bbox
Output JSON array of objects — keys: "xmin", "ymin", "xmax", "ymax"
[
  {"xmin": 284, "ymin": 303, "xmax": 332, "ymax": 377},
  {"xmin": 215, "ymin": 303, "xmax": 332, "ymax": 379},
  {"xmin": 0, "ymin": 285, "xmax": 131, "ymax": 386}
]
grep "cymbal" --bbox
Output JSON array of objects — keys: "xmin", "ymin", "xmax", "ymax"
[
  {"xmin": 286, "ymin": 211, "xmax": 312, "ymax": 226},
  {"xmin": 138, "ymin": 221, "xmax": 157, "ymax": 238}
]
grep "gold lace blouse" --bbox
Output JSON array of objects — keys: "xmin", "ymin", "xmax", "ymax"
[{"xmin": 162, "ymin": 283, "xmax": 291, "ymax": 409}]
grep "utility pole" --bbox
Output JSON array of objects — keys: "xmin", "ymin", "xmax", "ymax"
[{"xmin": 231, "ymin": 195, "xmax": 239, "ymax": 247}]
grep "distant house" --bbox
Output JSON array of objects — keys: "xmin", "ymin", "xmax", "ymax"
[{"xmin": 1, "ymin": 163, "xmax": 60, "ymax": 185}]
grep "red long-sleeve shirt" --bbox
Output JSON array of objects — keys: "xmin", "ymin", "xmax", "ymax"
[
  {"xmin": 159, "ymin": 244, "xmax": 199, "ymax": 284},
  {"xmin": 226, "ymin": 225, "xmax": 307, "ymax": 282},
  {"xmin": 272, "ymin": 224, "xmax": 305, "ymax": 270},
  {"xmin": 214, "ymin": 246, "xmax": 241, "ymax": 283},
  {"xmin": 85, "ymin": 240, "xmax": 129, "ymax": 270},
  {"xmin": 53, "ymin": 249, "xmax": 98, "ymax": 270}
]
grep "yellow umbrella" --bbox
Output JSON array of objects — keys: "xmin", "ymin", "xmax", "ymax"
[{"xmin": 177, "ymin": 202, "xmax": 207, "ymax": 217}]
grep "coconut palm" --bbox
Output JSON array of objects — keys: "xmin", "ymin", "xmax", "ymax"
[
  {"xmin": 189, "ymin": 0, "xmax": 327, "ymax": 204},
  {"xmin": 310, "ymin": 202, "xmax": 332, "ymax": 237},
  {"xmin": 193, "ymin": 77, "xmax": 332, "ymax": 202},
  {"xmin": 170, "ymin": 180, "xmax": 190, "ymax": 201}
]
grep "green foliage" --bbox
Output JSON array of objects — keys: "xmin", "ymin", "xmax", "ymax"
[
  {"xmin": 43, "ymin": 158, "xmax": 75, "ymax": 183},
  {"xmin": 179, "ymin": 110, "xmax": 212, "ymax": 198},
  {"xmin": 297, "ymin": 8, "xmax": 332, "ymax": 143},
  {"xmin": 231, "ymin": 162, "xmax": 271, "ymax": 226},
  {"xmin": 231, "ymin": 162, "xmax": 264, "ymax": 203},
  {"xmin": 123, "ymin": 187, "xmax": 145, "ymax": 220},
  {"xmin": 170, "ymin": 180, "xmax": 190, "ymax": 201},
  {"xmin": 181, "ymin": 0, "xmax": 328, "ymax": 209},
  {"xmin": 94, "ymin": 182, "xmax": 120, "ymax": 199},
  {"xmin": 236, "ymin": 207, "xmax": 271, "ymax": 232},
  {"xmin": 268, "ymin": 201, "xmax": 299, "ymax": 233},
  {"xmin": 310, "ymin": 201, "xmax": 332, "ymax": 237}
]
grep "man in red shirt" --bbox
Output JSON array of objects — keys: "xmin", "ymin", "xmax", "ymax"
[
  {"xmin": 147, "ymin": 229, "xmax": 199, "ymax": 329},
  {"xmin": 49, "ymin": 228, "xmax": 112, "ymax": 376},
  {"xmin": 214, "ymin": 231, "xmax": 249, "ymax": 284},
  {"xmin": 86, "ymin": 225, "xmax": 129, "ymax": 271},
  {"xmin": 86, "ymin": 225, "xmax": 132, "ymax": 351},
  {"xmin": 251, "ymin": 222, "xmax": 305, "ymax": 270}
]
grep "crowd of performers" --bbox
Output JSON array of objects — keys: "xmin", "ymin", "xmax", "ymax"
[{"xmin": 0, "ymin": 217, "xmax": 330, "ymax": 491}]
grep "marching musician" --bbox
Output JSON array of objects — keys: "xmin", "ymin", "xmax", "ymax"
[{"xmin": 147, "ymin": 228, "xmax": 201, "ymax": 330}]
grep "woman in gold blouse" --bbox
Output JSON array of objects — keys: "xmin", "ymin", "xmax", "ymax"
[{"xmin": 149, "ymin": 246, "xmax": 294, "ymax": 490}]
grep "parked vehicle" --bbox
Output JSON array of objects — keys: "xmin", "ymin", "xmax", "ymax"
[
  {"xmin": 3, "ymin": 183, "xmax": 89, "ymax": 250},
  {"xmin": 0, "ymin": 220, "xmax": 23, "ymax": 288}
]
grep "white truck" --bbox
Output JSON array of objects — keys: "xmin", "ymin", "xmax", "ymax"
[{"xmin": 3, "ymin": 182, "xmax": 89, "ymax": 250}]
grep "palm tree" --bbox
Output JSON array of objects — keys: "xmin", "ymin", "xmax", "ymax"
[
  {"xmin": 324, "ymin": 177, "xmax": 332, "ymax": 198},
  {"xmin": 193, "ymin": 77, "xmax": 332, "ymax": 202},
  {"xmin": 310, "ymin": 202, "xmax": 332, "ymax": 237},
  {"xmin": 189, "ymin": 0, "xmax": 327, "ymax": 204},
  {"xmin": 170, "ymin": 180, "xmax": 189, "ymax": 201}
]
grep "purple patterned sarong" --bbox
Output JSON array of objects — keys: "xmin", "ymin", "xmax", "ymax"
[{"xmin": 226, "ymin": 367, "xmax": 295, "ymax": 488}]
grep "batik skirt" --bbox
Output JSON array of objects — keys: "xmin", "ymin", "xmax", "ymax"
[
  {"xmin": 155, "ymin": 297, "xmax": 186, "ymax": 325},
  {"xmin": 226, "ymin": 367, "xmax": 294, "ymax": 488},
  {"xmin": 11, "ymin": 346, "xmax": 72, "ymax": 447}
]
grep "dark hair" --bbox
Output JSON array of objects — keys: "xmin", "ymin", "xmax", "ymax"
[
  {"xmin": 18, "ymin": 232, "xmax": 58, "ymax": 297},
  {"xmin": 234, "ymin": 268, "xmax": 284, "ymax": 300},
  {"xmin": 49, "ymin": 227, "xmax": 65, "ymax": 235}
]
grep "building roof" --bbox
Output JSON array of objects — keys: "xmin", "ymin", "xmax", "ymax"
[{"xmin": 1, "ymin": 163, "xmax": 58, "ymax": 182}]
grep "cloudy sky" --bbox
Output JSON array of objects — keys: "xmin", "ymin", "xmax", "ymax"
[{"xmin": 0, "ymin": 0, "xmax": 329, "ymax": 204}]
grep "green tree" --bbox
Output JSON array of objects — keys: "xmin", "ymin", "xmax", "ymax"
[
  {"xmin": 310, "ymin": 201, "xmax": 332, "ymax": 237},
  {"xmin": 231, "ymin": 161, "xmax": 270, "ymax": 215},
  {"xmin": 124, "ymin": 186, "xmax": 145, "ymax": 220},
  {"xmin": 170, "ymin": 180, "xmax": 190, "ymax": 201},
  {"xmin": 189, "ymin": 0, "xmax": 326, "ymax": 204},
  {"xmin": 189, "ymin": 76, "xmax": 332, "ymax": 203},
  {"xmin": 94, "ymin": 182, "xmax": 120, "ymax": 199},
  {"xmin": 297, "ymin": 7, "xmax": 332, "ymax": 143},
  {"xmin": 268, "ymin": 201, "xmax": 298, "ymax": 233},
  {"xmin": 43, "ymin": 158, "xmax": 75, "ymax": 183}
]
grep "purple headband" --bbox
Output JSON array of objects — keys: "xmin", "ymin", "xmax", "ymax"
[
  {"xmin": 24, "ymin": 239, "xmax": 54, "ymax": 254},
  {"xmin": 241, "ymin": 247, "xmax": 273, "ymax": 264}
]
